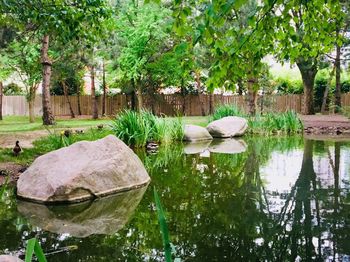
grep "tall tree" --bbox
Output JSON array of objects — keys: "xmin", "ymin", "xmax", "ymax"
[
  {"xmin": 0, "ymin": 0, "xmax": 111, "ymax": 124},
  {"xmin": 115, "ymin": 1, "xmax": 173, "ymax": 111},
  {"xmin": 334, "ymin": 1, "xmax": 350, "ymax": 112},
  {"xmin": 0, "ymin": 24, "xmax": 16, "ymax": 120},
  {"xmin": 174, "ymin": 0, "xmax": 274, "ymax": 115},
  {"xmin": 272, "ymin": 0, "xmax": 344, "ymax": 114},
  {"xmin": 7, "ymin": 39, "xmax": 41, "ymax": 122},
  {"xmin": 90, "ymin": 63, "xmax": 98, "ymax": 119},
  {"xmin": 175, "ymin": 0, "xmax": 345, "ymax": 115}
]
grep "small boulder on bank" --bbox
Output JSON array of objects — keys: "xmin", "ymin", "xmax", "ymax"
[
  {"xmin": 17, "ymin": 135, "xmax": 150, "ymax": 203},
  {"xmin": 183, "ymin": 124, "xmax": 213, "ymax": 142},
  {"xmin": 207, "ymin": 116, "xmax": 248, "ymax": 138}
]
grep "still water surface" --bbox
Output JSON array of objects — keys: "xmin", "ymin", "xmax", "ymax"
[{"xmin": 0, "ymin": 136, "xmax": 350, "ymax": 261}]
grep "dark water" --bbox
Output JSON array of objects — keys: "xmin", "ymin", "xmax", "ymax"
[{"xmin": 1, "ymin": 137, "xmax": 350, "ymax": 261}]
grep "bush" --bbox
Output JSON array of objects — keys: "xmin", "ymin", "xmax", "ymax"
[
  {"xmin": 342, "ymin": 106, "xmax": 350, "ymax": 119},
  {"xmin": 209, "ymin": 104, "xmax": 303, "ymax": 135},
  {"xmin": 111, "ymin": 110, "xmax": 184, "ymax": 147},
  {"xmin": 275, "ymin": 78, "xmax": 303, "ymax": 94},
  {"xmin": 249, "ymin": 111, "xmax": 303, "ymax": 135},
  {"xmin": 4, "ymin": 83, "xmax": 23, "ymax": 95},
  {"xmin": 314, "ymin": 78, "xmax": 329, "ymax": 112},
  {"xmin": 209, "ymin": 104, "xmax": 245, "ymax": 122},
  {"xmin": 341, "ymin": 80, "xmax": 350, "ymax": 93}
]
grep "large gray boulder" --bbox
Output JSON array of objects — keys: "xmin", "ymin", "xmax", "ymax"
[
  {"xmin": 0, "ymin": 256, "xmax": 23, "ymax": 262},
  {"xmin": 209, "ymin": 139, "xmax": 247, "ymax": 154},
  {"xmin": 18, "ymin": 186, "xmax": 147, "ymax": 237},
  {"xmin": 207, "ymin": 116, "xmax": 248, "ymax": 138},
  {"xmin": 183, "ymin": 124, "xmax": 213, "ymax": 142},
  {"xmin": 17, "ymin": 135, "xmax": 150, "ymax": 203}
]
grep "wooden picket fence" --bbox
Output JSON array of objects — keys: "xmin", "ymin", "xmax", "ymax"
[{"xmin": 2, "ymin": 93, "xmax": 350, "ymax": 117}]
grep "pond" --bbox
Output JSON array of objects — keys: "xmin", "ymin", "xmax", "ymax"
[{"xmin": 0, "ymin": 136, "xmax": 350, "ymax": 261}]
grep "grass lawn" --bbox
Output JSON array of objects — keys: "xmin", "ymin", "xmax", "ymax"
[
  {"xmin": 0, "ymin": 116, "xmax": 113, "ymax": 133},
  {"xmin": 177, "ymin": 116, "xmax": 209, "ymax": 127}
]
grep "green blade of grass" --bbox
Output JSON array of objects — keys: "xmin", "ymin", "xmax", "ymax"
[
  {"xmin": 154, "ymin": 187, "xmax": 172, "ymax": 262},
  {"xmin": 25, "ymin": 238, "xmax": 36, "ymax": 262},
  {"xmin": 25, "ymin": 238, "xmax": 47, "ymax": 262},
  {"xmin": 34, "ymin": 240, "xmax": 48, "ymax": 262},
  {"xmin": 0, "ymin": 177, "xmax": 9, "ymax": 199}
]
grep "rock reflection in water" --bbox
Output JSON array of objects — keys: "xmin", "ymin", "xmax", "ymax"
[
  {"xmin": 184, "ymin": 138, "xmax": 247, "ymax": 155},
  {"xmin": 17, "ymin": 186, "xmax": 148, "ymax": 238},
  {"xmin": 209, "ymin": 138, "xmax": 247, "ymax": 154},
  {"xmin": 183, "ymin": 140, "xmax": 211, "ymax": 155}
]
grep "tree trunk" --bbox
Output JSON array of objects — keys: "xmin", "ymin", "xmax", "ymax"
[
  {"xmin": 77, "ymin": 84, "xmax": 82, "ymax": 115},
  {"xmin": 130, "ymin": 92, "xmax": 136, "ymax": 111},
  {"xmin": 297, "ymin": 61, "xmax": 317, "ymax": 115},
  {"xmin": 237, "ymin": 78, "xmax": 244, "ymax": 95},
  {"xmin": 28, "ymin": 86, "xmax": 36, "ymax": 123},
  {"xmin": 28, "ymin": 97, "xmax": 35, "ymax": 123},
  {"xmin": 0, "ymin": 81, "xmax": 3, "ymax": 120},
  {"xmin": 335, "ymin": 44, "xmax": 341, "ymax": 112},
  {"xmin": 209, "ymin": 92, "xmax": 214, "ymax": 114},
  {"xmin": 102, "ymin": 60, "xmax": 107, "ymax": 116},
  {"xmin": 41, "ymin": 34, "xmax": 55, "ymax": 125},
  {"xmin": 136, "ymin": 84, "xmax": 143, "ymax": 112},
  {"xmin": 195, "ymin": 70, "xmax": 206, "ymax": 116},
  {"xmin": 247, "ymin": 78, "xmax": 257, "ymax": 116},
  {"xmin": 62, "ymin": 81, "xmax": 75, "ymax": 118},
  {"xmin": 260, "ymin": 85, "xmax": 265, "ymax": 114},
  {"xmin": 181, "ymin": 79, "xmax": 186, "ymax": 115},
  {"xmin": 321, "ymin": 64, "xmax": 336, "ymax": 114},
  {"xmin": 90, "ymin": 66, "xmax": 98, "ymax": 119}
]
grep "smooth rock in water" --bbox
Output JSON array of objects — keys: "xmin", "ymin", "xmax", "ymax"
[
  {"xmin": 18, "ymin": 186, "xmax": 147, "ymax": 238},
  {"xmin": 209, "ymin": 139, "xmax": 247, "ymax": 154},
  {"xmin": 184, "ymin": 140, "xmax": 211, "ymax": 154},
  {"xmin": 183, "ymin": 125, "xmax": 213, "ymax": 142},
  {"xmin": 206, "ymin": 116, "xmax": 248, "ymax": 138},
  {"xmin": 0, "ymin": 256, "xmax": 23, "ymax": 262},
  {"xmin": 17, "ymin": 135, "xmax": 150, "ymax": 203}
]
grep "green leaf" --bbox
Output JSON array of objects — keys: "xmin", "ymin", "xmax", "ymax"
[
  {"xmin": 25, "ymin": 238, "xmax": 47, "ymax": 262},
  {"xmin": 34, "ymin": 240, "xmax": 47, "ymax": 262},
  {"xmin": 25, "ymin": 239, "xmax": 36, "ymax": 262},
  {"xmin": 154, "ymin": 187, "xmax": 172, "ymax": 262},
  {"xmin": 0, "ymin": 177, "xmax": 9, "ymax": 199}
]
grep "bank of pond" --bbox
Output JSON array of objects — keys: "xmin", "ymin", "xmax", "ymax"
[{"xmin": 0, "ymin": 135, "xmax": 349, "ymax": 261}]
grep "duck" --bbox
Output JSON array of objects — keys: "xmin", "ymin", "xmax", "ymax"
[
  {"xmin": 97, "ymin": 124, "xmax": 104, "ymax": 130},
  {"xmin": 75, "ymin": 129, "xmax": 84, "ymax": 134},
  {"xmin": 13, "ymin": 141, "xmax": 22, "ymax": 156},
  {"xmin": 64, "ymin": 130, "xmax": 72, "ymax": 138},
  {"xmin": 146, "ymin": 141, "xmax": 159, "ymax": 152}
]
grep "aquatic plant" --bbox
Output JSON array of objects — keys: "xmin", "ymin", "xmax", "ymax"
[
  {"xmin": 209, "ymin": 104, "xmax": 302, "ymax": 135},
  {"xmin": 249, "ymin": 111, "xmax": 303, "ymax": 135},
  {"xmin": 154, "ymin": 187, "xmax": 181, "ymax": 262},
  {"xmin": 25, "ymin": 238, "xmax": 47, "ymax": 262},
  {"xmin": 0, "ymin": 177, "xmax": 9, "ymax": 200},
  {"xmin": 111, "ymin": 110, "xmax": 184, "ymax": 147},
  {"xmin": 209, "ymin": 104, "xmax": 245, "ymax": 122}
]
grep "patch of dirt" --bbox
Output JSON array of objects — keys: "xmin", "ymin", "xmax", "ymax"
[
  {"xmin": 0, "ymin": 162, "xmax": 27, "ymax": 186},
  {"xmin": 0, "ymin": 130, "xmax": 51, "ymax": 149},
  {"xmin": 300, "ymin": 114, "xmax": 350, "ymax": 136}
]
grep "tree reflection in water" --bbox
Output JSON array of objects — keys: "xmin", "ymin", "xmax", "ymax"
[{"xmin": 0, "ymin": 137, "xmax": 349, "ymax": 261}]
